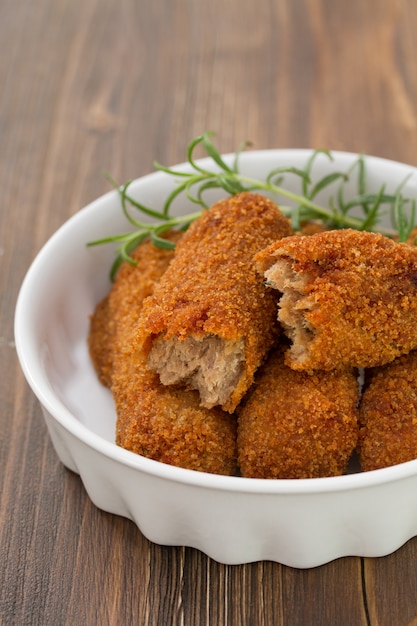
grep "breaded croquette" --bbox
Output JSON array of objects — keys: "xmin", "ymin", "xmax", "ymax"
[
  {"xmin": 297, "ymin": 220, "xmax": 329, "ymax": 236},
  {"xmin": 255, "ymin": 229, "xmax": 417, "ymax": 371},
  {"xmin": 88, "ymin": 232, "xmax": 181, "ymax": 387},
  {"xmin": 237, "ymin": 347, "xmax": 359, "ymax": 479},
  {"xmin": 136, "ymin": 192, "xmax": 293, "ymax": 413},
  {"xmin": 114, "ymin": 350, "xmax": 237, "ymax": 475},
  {"xmin": 89, "ymin": 232, "xmax": 237, "ymax": 475},
  {"xmin": 358, "ymin": 350, "xmax": 417, "ymax": 471}
]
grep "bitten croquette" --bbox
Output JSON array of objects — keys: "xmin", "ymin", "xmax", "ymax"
[
  {"xmin": 256, "ymin": 229, "xmax": 417, "ymax": 371},
  {"xmin": 136, "ymin": 192, "xmax": 293, "ymax": 412}
]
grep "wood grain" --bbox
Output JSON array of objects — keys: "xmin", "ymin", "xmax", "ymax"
[{"xmin": 2, "ymin": 0, "xmax": 417, "ymax": 624}]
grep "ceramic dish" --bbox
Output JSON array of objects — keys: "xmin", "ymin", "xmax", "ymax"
[{"xmin": 14, "ymin": 149, "xmax": 417, "ymax": 568}]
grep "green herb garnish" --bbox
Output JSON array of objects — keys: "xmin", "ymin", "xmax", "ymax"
[{"xmin": 87, "ymin": 131, "xmax": 417, "ymax": 279}]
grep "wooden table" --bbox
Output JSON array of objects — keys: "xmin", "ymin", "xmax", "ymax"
[{"xmin": 2, "ymin": 0, "xmax": 417, "ymax": 624}]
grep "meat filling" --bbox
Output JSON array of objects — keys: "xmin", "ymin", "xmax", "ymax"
[
  {"xmin": 264, "ymin": 258, "xmax": 317, "ymax": 366},
  {"xmin": 147, "ymin": 334, "xmax": 245, "ymax": 409}
]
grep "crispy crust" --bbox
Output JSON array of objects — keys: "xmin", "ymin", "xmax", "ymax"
[
  {"xmin": 358, "ymin": 351, "xmax": 417, "ymax": 471},
  {"xmin": 88, "ymin": 295, "xmax": 114, "ymax": 387},
  {"xmin": 256, "ymin": 229, "xmax": 417, "ymax": 371},
  {"xmin": 136, "ymin": 192, "xmax": 293, "ymax": 412},
  {"xmin": 237, "ymin": 347, "xmax": 359, "ymax": 479}
]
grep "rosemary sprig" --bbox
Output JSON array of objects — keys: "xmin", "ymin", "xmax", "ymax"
[{"xmin": 87, "ymin": 131, "xmax": 417, "ymax": 279}]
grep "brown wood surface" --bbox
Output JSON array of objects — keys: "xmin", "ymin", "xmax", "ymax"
[{"xmin": 2, "ymin": 0, "xmax": 417, "ymax": 624}]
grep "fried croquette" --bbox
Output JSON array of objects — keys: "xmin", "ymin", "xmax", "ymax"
[
  {"xmin": 89, "ymin": 232, "xmax": 237, "ymax": 475},
  {"xmin": 297, "ymin": 220, "xmax": 329, "ymax": 236},
  {"xmin": 237, "ymin": 348, "xmax": 359, "ymax": 479},
  {"xmin": 358, "ymin": 350, "xmax": 417, "ymax": 471},
  {"xmin": 88, "ymin": 233, "xmax": 181, "ymax": 387},
  {"xmin": 136, "ymin": 192, "xmax": 293, "ymax": 413},
  {"xmin": 255, "ymin": 229, "xmax": 417, "ymax": 371},
  {"xmin": 114, "ymin": 350, "xmax": 237, "ymax": 475}
]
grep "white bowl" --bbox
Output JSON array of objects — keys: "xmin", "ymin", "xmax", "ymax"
[{"xmin": 14, "ymin": 149, "xmax": 417, "ymax": 568}]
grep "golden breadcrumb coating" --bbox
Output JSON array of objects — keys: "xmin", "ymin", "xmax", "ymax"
[
  {"xmin": 358, "ymin": 350, "xmax": 417, "ymax": 471},
  {"xmin": 89, "ymin": 232, "xmax": 237, "ymax": 475},
  {"xmin": 136, "ymin": 192, "xmax": 293, "ymax": 412},
  {"xmin": 88, "ymin": 295, "xmax": 114, "ymax": 387},
  {"xmin": 237, "ymin": 347, "xmax": 359, "ymax": 479},
  {"xmin": 255, "ymin": 229, "xmax": 417, "ymax": 371}
]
